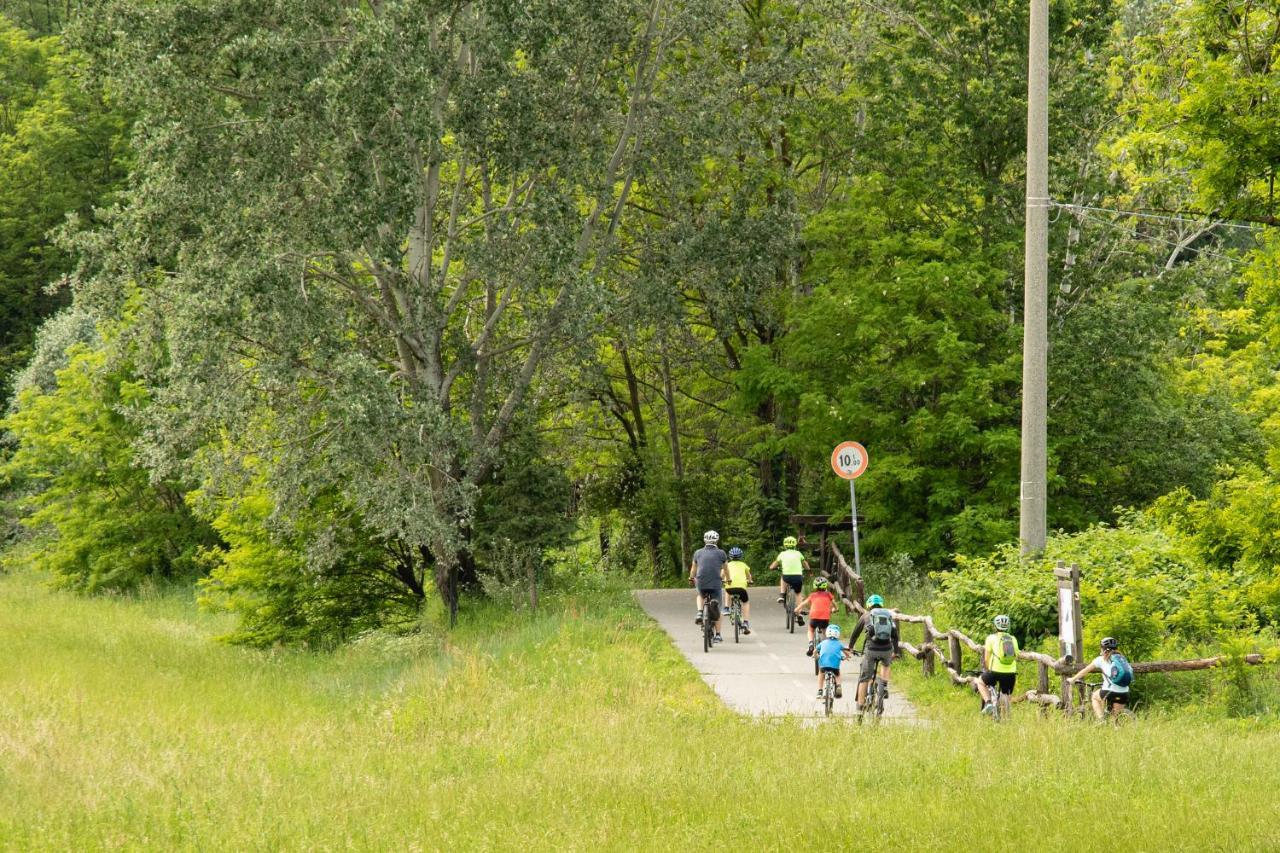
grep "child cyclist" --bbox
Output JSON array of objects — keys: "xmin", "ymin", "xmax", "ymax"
[
  {"xmin": 724, "ymin": 547, "xmax": 752, "ymax": 635},
  {"xmin": 770, "ymin": 536, "xmax": 809, "ymax": 625},
  {"xmin": 814, "ymin": 624, "xmax": 851, "ymax": 699},
  {"xmin": 795, "ymin": 577, "xmax": 837, "ymax": 656},
  {"xmin": 977, "ymin": 614, "xmax": 1019, "ymax": 715}
]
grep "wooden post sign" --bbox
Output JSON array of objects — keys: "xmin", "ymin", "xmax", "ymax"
[{"xmin": 1054, "ymin": 561, "xmax": 1083, "ymax": 664}]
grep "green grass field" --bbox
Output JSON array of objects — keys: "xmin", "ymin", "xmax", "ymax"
[{"xmin": 2, "ymin": 571, "xmax": 1279, "ymax": 851}]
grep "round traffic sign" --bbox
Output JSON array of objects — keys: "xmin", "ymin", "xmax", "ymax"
[{"xmin": 830, "ymin": 441, "xmax": 868, "ymax": 480}]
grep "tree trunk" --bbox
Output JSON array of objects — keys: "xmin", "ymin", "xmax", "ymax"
[{"xmin": 661, "ymin": 347, "xmax": 689, "ymax": 573}]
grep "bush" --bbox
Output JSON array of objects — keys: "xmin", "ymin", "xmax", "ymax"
[{"xmin": 936, "ymin": 512, "xmax": 1218, "ymax": 657}]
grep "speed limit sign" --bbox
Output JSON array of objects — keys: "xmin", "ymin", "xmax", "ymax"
[{"xmin": 830, "ymin": 441, "xmax": 868, "ymax": 480}]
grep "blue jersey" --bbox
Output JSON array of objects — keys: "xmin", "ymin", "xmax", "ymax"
[{"xmin": 817, "ymin": 638, "xmax": 845, "ymax": 670}]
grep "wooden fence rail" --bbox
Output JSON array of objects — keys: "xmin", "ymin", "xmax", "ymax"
[{"xmin": 822, "ymin": 542, "xmax": 1273, "ymax": 714}]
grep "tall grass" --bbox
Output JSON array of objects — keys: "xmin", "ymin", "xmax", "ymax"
[{"xmin": 2, "ymin": 571, "xmax": 1279, "ymax": 851}]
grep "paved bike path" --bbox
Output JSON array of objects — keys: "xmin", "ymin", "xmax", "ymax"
[{"xmin": 635, "ymin": 587, "xmax": 917, "ymax": 719}]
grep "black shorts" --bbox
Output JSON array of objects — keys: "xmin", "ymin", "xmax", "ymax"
[
  {"xmin": 981, "ymin": 671, "xmax": 1017, "ymax": 695},
  {"xmin": 782, "ymin": 575, "xmax": 803, "ymax": 593},
  {"xmin": 727, "ymin": 587, "xmax": 749, "ymax": 603},
  {"xmin": 809, "ymin": 618, "xmax": 830, "ymax": 635},
  {"xmin": 820, "ymin": 666, "xmax": 841, "ymax": 675},
  {"xmin": 1101, "ymin": 690, "xmax": 1129, "ymax": 709}
]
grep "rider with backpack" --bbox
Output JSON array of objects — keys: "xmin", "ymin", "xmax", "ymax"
[
  {"xmin": 848, "ymin": 594, "xmax": 899, "ymax": 714},
  {"xmin": 1069, "ymin": 636, "xmax": 1133, "ymax": 720},
  {"xmin": 977, "ymin": 615, "xmax": 1019, "ymax": 715}
]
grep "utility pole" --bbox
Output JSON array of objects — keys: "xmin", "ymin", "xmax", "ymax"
[{"xmin": 1020, "ymin": 0, "xmax": 1049, "ymax": 555}]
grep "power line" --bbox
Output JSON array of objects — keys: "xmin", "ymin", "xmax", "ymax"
[
  {"xmin": 1072, "ymin": 208, "xmax": 1241, "ymax": 266},
  {"xmin": 1053, "ymin": 202, "xmax": 1263, "ymax": 232}
]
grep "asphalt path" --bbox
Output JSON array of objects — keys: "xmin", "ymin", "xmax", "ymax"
[{"xmin": 635, "ymin": 586, "xmax": 917, "ymax": 719}]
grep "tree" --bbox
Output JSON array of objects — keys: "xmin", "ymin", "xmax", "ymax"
[
  {"xmin": 0, "ymin": 17, "xmax": 128, "ymax": 401},
  {"xmin": 68, "ymin": 0, "xmax": 716, "ymax": 621}
]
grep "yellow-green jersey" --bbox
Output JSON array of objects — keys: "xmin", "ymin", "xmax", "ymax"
[
  {"xmin": 775, "ymin": 548, "xmax": 805, "ymax": 577},
  {"xmin": 984, "ymin": 632, "xmax": 1019, "ymax": 674},
  {"xmin": 726, "ymin": 560, "xmax": 751, "ymax": 589}
]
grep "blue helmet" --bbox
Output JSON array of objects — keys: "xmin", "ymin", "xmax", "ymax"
[
  {"xmin": 728, "ymin": 546, "xmax": 743, "ymax": 559},
  {"xmin": 825, "ymin": 625, "xmax": 841, "ymax": 639},
  {"xmin": 867, "ymin": 594, "xmax": 884, "ymax": 607}
]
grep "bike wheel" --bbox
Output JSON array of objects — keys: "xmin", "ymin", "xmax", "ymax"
[
  {"xmin": 703, "ymin": 610, "xmax": 711, "ymax": 653},
  {"xmin": 734, "ymin": 611, "xmax": 740, "ymax": 643},
  {"xmin": 824, "ymin": 686, "xmax": 834, "ymax": 718},
  {"xmin": 785, "ymin": 590, "xmax": 796, "ymax": 633}
]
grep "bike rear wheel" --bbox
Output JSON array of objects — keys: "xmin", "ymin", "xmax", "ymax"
[
  {"xmin": 824, "ymin": 677, "xmax": 835, "ymax": 717},
  {"xmin": 785, "ymin": 589, "xmax": 796, "ymax": 633},
  {"xmin": 702, "ymin": 604, "xmax": 712, "ymax": 653}
]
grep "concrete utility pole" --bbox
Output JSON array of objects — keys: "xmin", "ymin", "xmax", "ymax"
[{"xmin": 1020, "ymin": 0, "xmax": 1049, "ymax": 555}]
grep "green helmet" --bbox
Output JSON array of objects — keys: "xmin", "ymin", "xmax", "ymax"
[
  {"xmin": 813, "ymin": 577, "xmax": 829, "ymax": 590},
  {"xmin": 783, "ymin": 536, "xmax": 798, "ymax": 548},
  {"xmin": 867, "ymin": 594, "xmax": 884, "ymax": 607}
]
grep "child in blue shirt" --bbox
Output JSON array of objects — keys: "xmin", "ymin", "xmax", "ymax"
[{"xmin": 815, "ymin": 624, "xmax": 851, "ymax": 699}]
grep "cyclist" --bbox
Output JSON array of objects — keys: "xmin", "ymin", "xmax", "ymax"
[
  {"xmin": 690, "ymin": 530, "xmax": 728, "ymax": 644},
  {"xmin": 724, "ymin": 546, "xmax": 753, "ymax": 635},
  {"xmin": 814, "ymin": 624, "xmax": 851, "ymax": 699},
  {"xmin": 795, "ymin": 576, "xmax": 837, "ymax": 656},
  {"xmin": 977, "ymin": 614, "xmax": 1019, "ymax": 715},
  {"xmin": 770, "ymin": 535, "xmax": 809, "ymax": 625},
  {"xmin": 1069, "ymin": 637, "xmax": 1131, "ymax": 720},
  {"xmin": 849, "ymin": 594, "xmax": 899, "ymax": 715}
]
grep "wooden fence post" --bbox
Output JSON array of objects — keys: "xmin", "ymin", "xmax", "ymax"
[
  {"xmin": 1061, "ymin": 673, "xmax": 1073, "ymax": 714},
  {"xmin": 922, "ymin": 625, "xmax": 935, "ymax": 677},
  {"xmin": 1038, "ymin": 660, "xmax": 1050, "ymax": 695},
  {"xmin": 949, "ymin": 633, "xmax": 963, "ymax": 674}
]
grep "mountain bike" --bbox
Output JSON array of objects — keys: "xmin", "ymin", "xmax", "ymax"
[
  {"xmin": 969, "ymin": 671, "xmax": 1012, "ymax": 722},
  {"xmin": 1075, "ymin": 679, "xmax": 1136, "ymax": 726},
  {"xmin": 858, "ymin": 659, "xmax": 887, "ymax": 722},
  {"xmin": 728, "ymin": 593, "xmax": 744, "ymax": 643},
  {"xmin": 820, "ymin": 668, "xmax": 839, "ymax": 717},
  {"xmin": 699, "ymin": 593, "xmax": 718, "ymax": 653}
]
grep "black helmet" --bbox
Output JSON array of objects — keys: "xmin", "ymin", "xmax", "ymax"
[{"xmin": 1100, "ymin": 636, "xmax": 1119, "ymax": 651}]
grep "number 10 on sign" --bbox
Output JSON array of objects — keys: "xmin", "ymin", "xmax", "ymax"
[{"xmin": 830, "ymin": 442, "xmax": 868, "ymax": 579}]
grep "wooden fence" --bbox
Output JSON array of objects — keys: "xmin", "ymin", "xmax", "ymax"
[{"xmin": 822, "ymin": 543, "xmax": 1271, "ymax": 714}]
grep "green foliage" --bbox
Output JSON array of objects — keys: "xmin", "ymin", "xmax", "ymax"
[
  {"xmin": 0, "ymin": 19, "xmax": 128, "ymax": 401},
  {"xmin": 769, "ymin": 187, "xmax": 1021, "ymax": 566},
  {"xmin": 194, "ymin": 485, "xmax": 416, "ymax": 648},
  {"xmin": 937, "ymin": 512, "xmax": 1211, "ymax": 659},
  {"xmin": 1, "ymin": 333, "xmax": 214, "ymax": 591}
]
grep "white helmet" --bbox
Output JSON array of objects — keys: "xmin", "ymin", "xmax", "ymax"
[
  {"xmin": 825, "ymin": 625, "xmax": 841, "ymax": 639},
  {"xmin": 703, "ymin": 530, "xmax": 719, "ymax": 545},
  {"xmin": 994, "ymin": 614, "xmax": 1011, "ymax": 631}
]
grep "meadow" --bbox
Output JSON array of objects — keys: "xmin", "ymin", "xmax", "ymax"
[{"xmin": 2, "ymin": 571, "xmax": 1279, "ymax": 851}]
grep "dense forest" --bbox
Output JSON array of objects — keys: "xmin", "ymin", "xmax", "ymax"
[{"xmin": 3, "ymin": 0, "xmax": 1280, "ymax": 654}]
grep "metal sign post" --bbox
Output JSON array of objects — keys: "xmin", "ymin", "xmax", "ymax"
[{"xmin": 830, "ymin": 441, "xmax": 869, "ymax": 579}]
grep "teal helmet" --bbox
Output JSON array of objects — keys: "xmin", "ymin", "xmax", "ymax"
[{"xmin": 867, "ymin": 594, "xmax": 884, "ymax": 607}]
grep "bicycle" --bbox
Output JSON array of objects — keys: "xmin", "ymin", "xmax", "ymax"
[
  {"xmin": 858, "ymin": 673, "xmax": 887, "ymax": 721},
  {"xmin": 727, "ymin": 593, "xmax": 744, "ymax": 643},
  {"xmin": 967, "ymin": 671, "xmax": 1013, "ymax": 722},
  {"xmin": 820, "ymin": 667, "xmax": 839, "ymax": 717},
  {"xmin": 698, "ymin": 592, "xmax": 718, "ymax": 653},
  {"xmin": 1073, "ymin": 679, "xmax": 1136, "ymax": 726}
]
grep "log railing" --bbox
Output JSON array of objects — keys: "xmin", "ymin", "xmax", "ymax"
[{"xmin": 823, "ymin": 542, "xmax": 1273, "ymax": 714}]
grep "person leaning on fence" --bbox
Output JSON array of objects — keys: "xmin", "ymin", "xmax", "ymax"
[
  {"xmin": 977, "ymin": 614, "xmax": 1019, "ymax": 715},
  {"xmin": 1069, "ymin": 636, "xmax": 1133, "ymax": 720},
  {"xmin": 849, "ymin": 594, "xmax": 899, "ymax": 715}
]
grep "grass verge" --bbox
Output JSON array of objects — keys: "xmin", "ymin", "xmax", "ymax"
[{"xmin": 1, "ymin": 571, "xmax": 1279, "ymax": 851}]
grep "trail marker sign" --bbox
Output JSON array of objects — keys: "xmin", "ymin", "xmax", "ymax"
[
  {"xmin": 830, "ymin": 441, "xmax": 869, "ymax": 579},
  {"xmin": 830, "ymin": 441, "xmax": 868, "ymax": 480}
]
